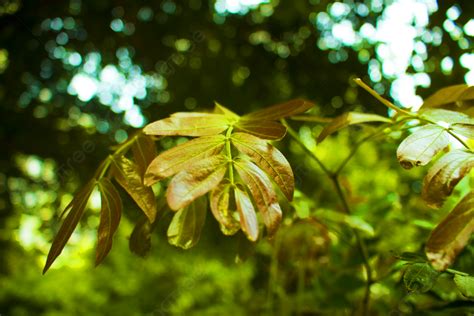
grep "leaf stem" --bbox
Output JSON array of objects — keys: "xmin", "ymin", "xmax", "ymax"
[
  {"xmin": 354, "ymin": 78, "xmax": 414, "ymax": 117},
  {"xmin": 283, "ymin": 119, "xmax": 373, "ymax": 315}
]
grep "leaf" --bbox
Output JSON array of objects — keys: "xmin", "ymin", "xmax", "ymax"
[
  {"xmin": 426, "ymin": 191, "xmax": 474, "ymax": 271},
  {"xmin": 144, "ymin": 135, "xmax": 226, "ymax": 186},
  {"xmin": 315, "ymin": 209, "xmax": 374, "ymax": 236},
  {"xmin": 112, "ymin": 155, "xmax": 157, "ymax": 223},
  {"xmin": 166, "ymin": 155, "xmax": 228, "ymax": 210},
  {"xmin": 235, "ymin": 187, "xmax": 259, "ymax": 241},
  {"xmin": 231, "ymin": 132, "xmax": 294, "ymax": 200},
  {"xmin": 143, "ymin": 113, "xmax": 230, "ymax": 137},
  {"xmin": 422, "ymin": 150, "xmax": 474, "ymax": 208},
  {"xmin": 234, "ymin": 119, "xmax": 287, "ymax": 140},
  {"xmin": 167, "ymin": 196, "xmax": 207, "ymax": 249},
  {"xmin": 96, "ymin": 178, "xmax": 122, "ymax": 266},
  {"xmin": 317, "ymin": 112, "xmax": 391, "ymax": 143},
  {"xmin": 209, "ymin": 181, "xmax": 240, "ymax": 235},
  {"xmin": 422, "ymin": 84, "xmax": 474, "ymax": 110},
  {"xmin": 242, "ymin": 99, "xmax": 315, "ymax": 121},
  {"xmin": 403, "ymin": 263, "xmax": 440, "ymax": 293},
  {"xmin": 214, "ymin": 101, "xmax": 240, "ymax": 120},
  {"xmin": 132, "ymin": 133, "xmax": 157, "ymax": 179},
  {"xmin": 392, "ymin": 251, "xmax": 427, "ymax": 263},
  {"xmin": 129, "ymin": 216, "xmax": 153, "ymax": 257},
  {"xmin": 235, "ymin": 159, "xmax": 282, "ymax": 237},
  {"xmin": 420, "ymin": 109, "xmax": 474, "ymax": 139},
  {"xmin": 454, "ymin": 274, "xmax": 474, "ymax": 299},
  {"xmin": 43, "ymin": 179, "xmax": 96, "ymax": 274},
  {"xmin": 396, "ymin": 124, "xmax": 450, "ymax": 169}
]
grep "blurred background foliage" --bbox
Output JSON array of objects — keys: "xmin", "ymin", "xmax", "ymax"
[{"xmin": 0, "ymin": 0, "xmax": 473, "ymax": 315}]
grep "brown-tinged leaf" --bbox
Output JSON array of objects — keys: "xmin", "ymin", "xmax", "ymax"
[
  {"xmin": 145, "ymin": 135, "xmax": 226, "ymax": 186},
  {"xmin": 317, "ymin": 112, "xmax": 391, "ymax": 143},
  {"xmin": 396, "ymin": 124, "xmax": 450, "ymax": 169},
  {"xmin": 43, "ymin": 179, "xmax": 96, "ymax": 274},
  {"xmin": 231, "ymin": 132, "xmax": 294, "ymax": 200},
  {"xmin": 210, "ymin": 181, "xmax": 240, "ymax": 235},
  {"xmin": 242, "ymin": 99, "xmax": 315, "ymax": 121},
  {"xmin": 166, "ymin": 155, "xmax": 228, "ymax": 210},
  {"xmin": 214, "ymin": 101, "xmax": 240, "ymax": 120},
  {"xmin": 235, "ymin": 119, "xmax": 287, "ymax": 140},
  {"xmin": 129, "ymin": 197, "xmax": 167, "ymax": 257},
  {"xmin": 426, "ymin": 191, "xmax": 474, "ymax": 271},
  {"xmin": 96, "ymin": 178, "xmax": 122, "ymax": 266},
  {"xmin": 167, "ymin": 196, "xmax": 207, "ymax": 249},
  {"xmin": 129, "ymin": 216, "xmax": 153, "ymax": 257},
  {"xmin": 422, "ymin": 84, "xmax": 474, "ymax": 110},
  {"xmin": 235, "ymin": 187, "xmax": 259, "ymax": 241},
  {"xmin": 112, "ymin": 155, "xmax": 157, "ymax": 222},
  {"xmin": 132, "ymin": 133, "xmax": 157, "ymax": 179},
  {"xmin": 143, "ymin": 113, "xmax": 230, "ymax": 137},
  {"xmin": 422, "ymin": 150, "xmax": 474, "ymax": 208},
  {"xmin": 235, "ymin": 159, "xmax": 282, "ymax": 237}
]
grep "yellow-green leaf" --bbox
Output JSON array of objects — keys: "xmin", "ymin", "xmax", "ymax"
[
  {"xmin": 214, "ymin": 101, "xmax": 240, "ymax": 120},
  {"xmin": 403, "ymin": 263, "xmax": 440, "ymax": 293},
  {"xmin": 317, "ymin": 112, "xmax": 391, "ymax": 143},
  {"xmin": 235, "ymin": 159, "xmax": 282, "ymax": 237},
  {"xmin": 43, "ymin": 179, "xmax": 96, "ymax": 274},
  {"xmin": 167, "ymin": 196, "xmax": 207, "ymax": 249},
  {"xmin": 396, "ymin": 124, "xmax": 450, "ymax": 169},
  {"xmin": 132, "ymin": 133, "xmax": 157, "ymax": 179},
  {"xmin": 144, "ymin": 135, "xmax": 226, "ymax": 186},
  {"xmin": 143, "ymin": 113, "xmax": 230, "ymax": 136},
  {"xmin": 112, "ymin": 156, "xmax": 157, "ymax": 222},
  {"xmin": 231, "ymin": 132, "xmax": 294, "ymax": 200},
  {"xmin": 166, "ymin": 155, "xmax": 228, "ymax": 210},
  {"xmin": 454, "ymin": 274, "xmax": 474, "ymax": 299},
  {"xmin": 235, "ymin": 187, "xmax": 259, "ymax": 241},
  {"xmin": 426, "ymin": 191, "xmax": 474, "ymax": 271},
  {"xmin": 242, "ymin": 99, "xmax": 315, "ymax": 121},
  {"xmin": 235, "ymin": 119, "xmax": 287, "ymax": 140},
  {"xmin": 209, "ymin": 181, "xmax": 240, "ymax": 235},
  {"xmin": 422, "ymin": 150, "xmax": 474, "ymax": 208},
  {"xmin": 96, "ymin": 178, "xmax": 122, "ymax": 266}
]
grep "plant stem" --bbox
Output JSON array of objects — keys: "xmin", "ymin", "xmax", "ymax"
[{"xmin": 283, "ymin": 119, "xmax": 373, "ymax": 315}]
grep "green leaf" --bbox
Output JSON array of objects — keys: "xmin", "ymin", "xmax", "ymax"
[
  {"xmin": 315, "ymin": 209, "xmax": 374, "ymax": 237},
  {"xmin": 43, "ymin": 179, "xmax": 96, "ymax": 274},
  {"xmin": 396, "ymin": 124, "xmax": 450, "ymax": 169},
  {"xmin": 132, "ymin": 133, "xmax": 157, "ymax": 179},
  {"xmin": 209, "ymin": 181, "xmax": 240, "ymax": 235},
  {"xmin": 426, "ymin": 191, "xmax": 474, "ymax": 271},
  {"xmin": 167, "ymin": 196, "xmax": 207, "ymax": 249},
  {"xmin": 420, "ymin": 109, "xmax": 474, "ymax": 126},
  {"xmin": 422, "ymin": 84, "xmax": 474, "ymax": 110},
  {"xmin": 317, "ymin": 112, "xmax": 391, "ymax": 143},
  {"xmin": 392, "ymin": 251, "xmax": 427, "ymax": 263},
  {"xmin": 235, "ymin": 159, "xmax": 282, "ymax": 237},
  {"xmin": 422, "ymin": 150, "xmax": 474, "ymax": 208},
  {"xmin": 403, "ymin": 263, "xmax": 440, "ymax": 293},
  {"xmin": 112, "ymin": 156, "xmax": 157, "ymax": 223},
  {"xmin": 96, "ymin": 178, "xmax": 122, "ymax": 266},
  {"xmin": 234, "ymin": 119, "xmax": 287, "ymax": 140},
  {"xmin": 235, "ymin": 187, "xmax": 259, "ymax": 241},
  {"xmin": 166, "ymin": 155, "xmax": 228, "ymax": 210},
  {"xmin": 231, "ymin": 132, "xmax": 294, "ymax": 200},
  {"xmin": 144, "ymin": 135, "xmax": 226, "ymax": 186},
  {"xmin": 242, "ymin": 99, "xmax": 315, "ymax": 121},
  {"xmin": 143, "ymin": 113, "xmax": 230, "ymax": 137},
  {"xmin": 454, "ymin": 274, "xmax": 474, "ymax": 299}
]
